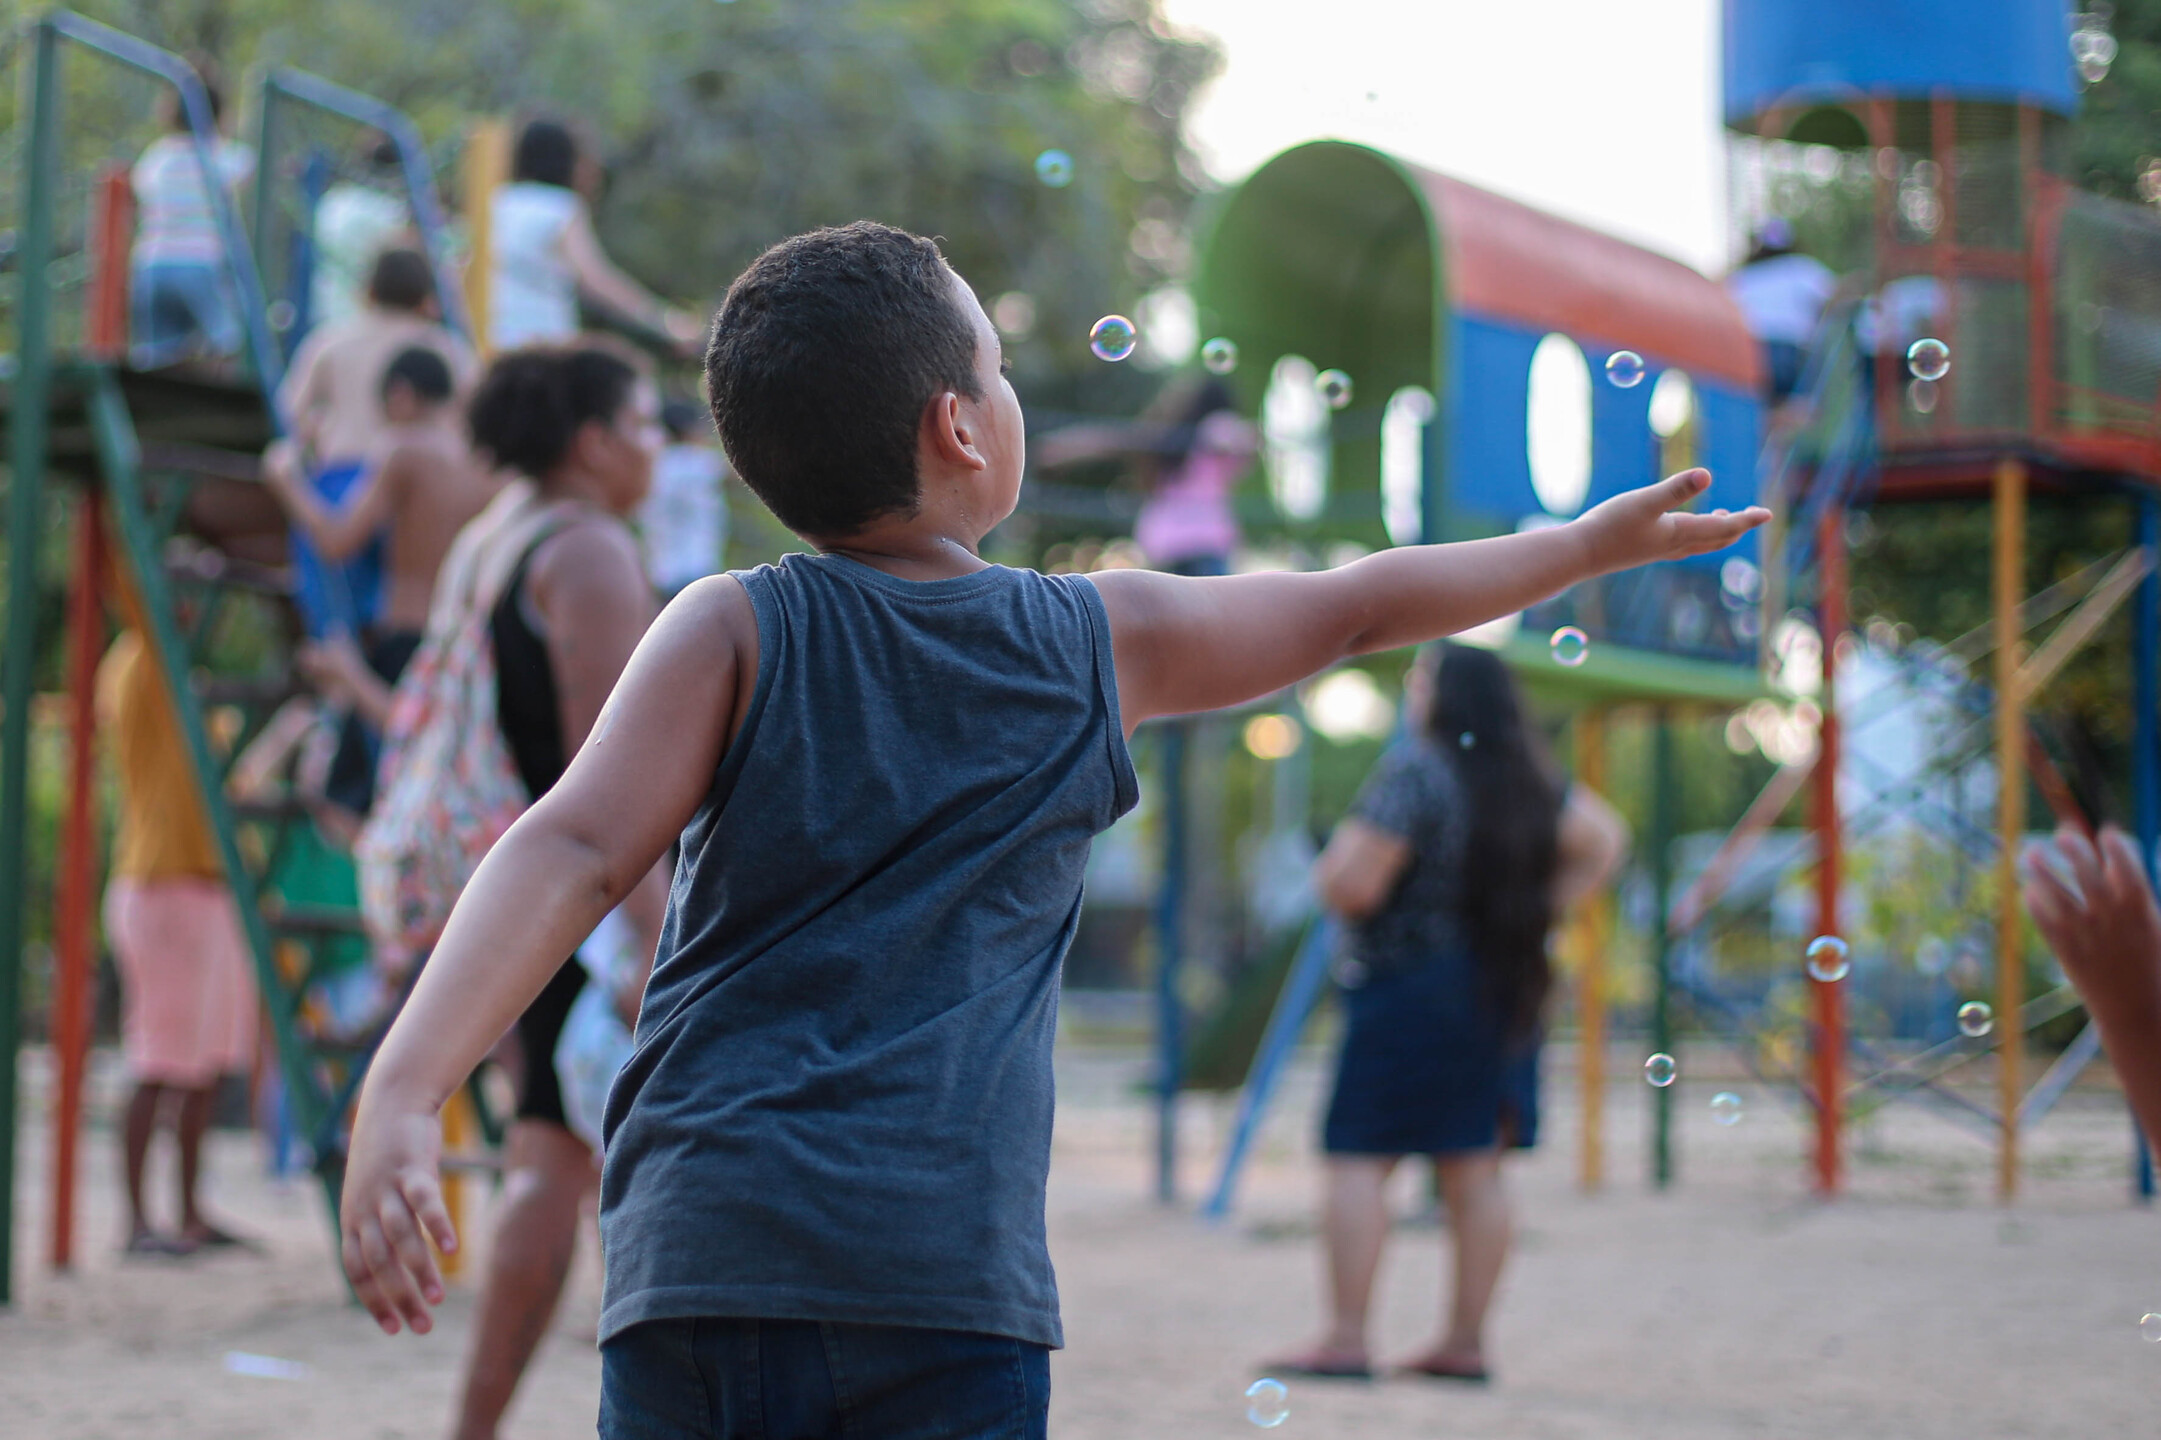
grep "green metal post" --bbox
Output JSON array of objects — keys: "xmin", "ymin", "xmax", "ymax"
[
  {"xmin": 1650, "ymin": 708, "xmax": 1677, "ymax": 1189},
  {"xmin": 0, "ymin": 19, "xmax": 63, "ymax": 1307},
  {"xmin": 84, "ymin": 374, "xmax": 334, "ymax": 1197}
]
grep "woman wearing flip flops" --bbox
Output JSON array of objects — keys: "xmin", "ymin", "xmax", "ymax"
[{"xmin": 1267, "ymin": 642, "xmax": 1627, "ymax": 1384}]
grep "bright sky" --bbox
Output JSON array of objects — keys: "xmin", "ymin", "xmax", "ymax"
[{"xmin": 1161, "ymin": 0, "xmax": 1735, "ymax": 276}]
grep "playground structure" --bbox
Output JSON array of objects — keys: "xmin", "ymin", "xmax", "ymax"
[
  {"xmin": 0, "ymin": 11, "xmax": 502, "ymax": 1305},
  {"xmin": 1186, "ymin": 0, "xmax": 2161, "ymax": 1214},
  {"xmin": 0, "ymin": 0, "xmax": 2158, "ymax": 1321}
]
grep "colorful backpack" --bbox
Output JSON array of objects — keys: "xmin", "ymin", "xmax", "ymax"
[{"xmin": 355, "ymin": 482, "xmax": 573, "ymax": 972}]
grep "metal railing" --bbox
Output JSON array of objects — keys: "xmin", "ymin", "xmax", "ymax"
[{"xmin": 253, "ymin": 65, "xmax": 470, "ymax": 347}]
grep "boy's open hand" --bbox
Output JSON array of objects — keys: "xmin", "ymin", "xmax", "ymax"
[
  {"xmin": 339, "ymin": 1099, "xmax": 457, "ymax": 1336},
  {"xmin": 1576, "ymin": 469, "xmax": 1771, "ymax": 574}
]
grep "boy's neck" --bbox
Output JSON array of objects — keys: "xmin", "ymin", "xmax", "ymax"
[{"xmin": 816, "ymin": 521, "xmax": 989, "ymax": 582}]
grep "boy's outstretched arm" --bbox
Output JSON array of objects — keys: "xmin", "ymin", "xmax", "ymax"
[
  {"xmin": 1091, "ymin": 469, "xmax": 1768, "ymax": 730},
  {"xmin": 336, "ymin": 575, "xmax": 756, "ymax": 1337}
]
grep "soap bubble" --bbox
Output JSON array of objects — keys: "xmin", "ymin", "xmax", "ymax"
[
  {"xmin": 2142, "ymin": 1312, "xmax": 2161, "ymax": 1342},
  {"xmin": 1644, "ymin": 1053, "xmax": 1678, "ymax": 1087},
  {"xmin": 1957, "ymin": 1001, "xmax": 1994, "ymax": 1038},
  {"xmin": 1458, "ymin": 732, "xmax": 1475, "ymax": 750},
  {"xmin": 1549, "ymin": 626, "xmax": 1590, "ymax": 667},
  {"xmin": 1906, "ymin": 338, "xmax": 1950, "ymax": 382},
  {"xmin": 1034, "ymin": 149, "xmax": 1074, "ymax": 188},
  {"xmin": 1245, "ymin": 1377, "xmax": 1290, "ymax": 1428},
  {"xmin": 2072, "ymin": 28, "xmax": 2118, "ymax": 67},
  {"xmin": 2139, "ymin": 160, "xmax": 2161, "ymax": 205},
  {"xmin": 1088, "ymin": 315, "xmax": 1137, "ymax": 362},
  {"xmin": 2079, "ymin": 50, "xmax": 2113, "ymax": 83},
  {"xmin": 1908, "ymin": 379, "xmax": 1939, "ymax": 415},
  {"xmin": 1605, "ymin": 350, "xmax": 1645, "ymax": 388},
  {"xmin": 265, "ymin": 299, "xmax": 298, "ymax": 333},
  {"xmin": 1804, "ymin": 935, "xmax": 1850, "ymax": 983},
  {"xmin": 1201, "ymin": 337, "xmax": 1239, "ymax": 375},
  {"xmin": 1316, "ymin": 369, "xmax": 1354, "ymax": 410},
  {"xmin": 1710, "ymin": 1091, "xmax": 1743, "ymax": 1125}
]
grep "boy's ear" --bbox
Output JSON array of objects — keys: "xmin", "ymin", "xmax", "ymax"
[{"xmin": 922, "ymin": 390, "xmax": 986, "ymax": 472}]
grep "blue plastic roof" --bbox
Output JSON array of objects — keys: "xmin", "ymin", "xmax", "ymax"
[{"xmin": 1724, "ymin": 0, "xmax": 2079, "ymax": 126}]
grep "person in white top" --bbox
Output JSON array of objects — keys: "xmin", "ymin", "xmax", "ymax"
[
  {"xmin": 637, "ymin": 399, "xmax": 731, "ymax": 599},
  {"xmin": 309, "ymin": 132, "xmax": 414, "ymax": 329},
  {"xmin": 129, "ymin": 72, "xmax": 256, "ymax": 368},
  {"xmin": 1725, "ymin": 219, "xmax": 1837, "ymax": 404},
  {"xmin": 487, "ymin": 119, "xmax": 703, "ymax": 355}
]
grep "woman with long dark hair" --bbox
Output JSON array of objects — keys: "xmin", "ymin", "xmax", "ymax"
[{"xmin": 1269, "ymin": 641, "xmax": 1627, "ymax": 1384}]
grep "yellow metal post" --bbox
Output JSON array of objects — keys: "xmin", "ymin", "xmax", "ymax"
[
  {"xmin": 461, "ymin": 120, "xmax": 511, "ymax": 356},
  {"xmin": 1575, "ymin": 707, "xmax": 1610, "ymax": 1191},
  {"xmin": 1992, "ymin": 458, "xmax": 2027, "ymax": 1202},
  {"xmin": 439, "ymin": 1088, "xmax": 475, "ymax": 1278}
]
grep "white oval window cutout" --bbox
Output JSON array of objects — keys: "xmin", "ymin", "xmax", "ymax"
[
  {"xmin": 1263, "ymin": 354, "xmax": 1330, "ymax": 521},
  {"xmin": 1527, "ymin": 333, "xmax": 1591, "ymax": 517},
  {"xmin": 1381, "ymin": 386, "xmax": 1435, "ymax": 545},
  {"xmin": 1649, "ymin": 368, "xmax": 1695, "ymax": 439}
]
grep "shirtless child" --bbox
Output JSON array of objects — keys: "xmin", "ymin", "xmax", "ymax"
[
  {"xmin": 275, "ymin": 246, "xmax": 477, "ymax": 633},
  {"xmin": 267, "ymin": 346, "xmax": 499, "ymax": 824}
]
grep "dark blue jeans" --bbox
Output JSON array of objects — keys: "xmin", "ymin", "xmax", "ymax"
[{"xmin": 599, "ymin": 1318, "xmax": 1051, "ymax": 1439}]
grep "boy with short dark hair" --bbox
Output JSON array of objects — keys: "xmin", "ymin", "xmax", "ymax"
[
  {"xmin": 340, "ymin": 220, "xmax": 1765, "ymax": 1439},
  {"xmin": 268, "ymin": 344, "xmax": 498, "ymax": 826},
  {"xmin": 274, "ymin": 246, "xmax": 477, "ymax": 634}
]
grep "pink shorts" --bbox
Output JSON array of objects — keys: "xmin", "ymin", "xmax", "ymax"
[{"xmin": 103, "ymin": 877, "xmax": 258, "ymax": 1087}]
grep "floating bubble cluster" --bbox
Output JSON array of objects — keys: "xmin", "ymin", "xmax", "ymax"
[
  {"xmin": 1315, "ymin": 369, "xmax": 1354, "ymax": 410},
  {"xmin": 1605, "ymin": 350, "xmax": 1645, "ymax": 389},
  {"xmin": 1088, "ymin": 315, "xmax": 1137, "ymax": 362},
  {"xmin": 1805, "ymin": 936, "xmax": 1851, "ymax": 984},
  {"xmin": 1549, "ymin": 626, "xmax": 1589, "ymax": 667},
  {"xmin": 1710, "ymin": 1091, "xmax": 1743, "ymax": 1126},
  {"xmin": 1245, "ymin": 1377, "xmax": 1290, "ymax": 1428},
  {"xmin": 1644, "ymin": 1053, "xmax": 1678, "ymax": 1088},
  {"xmin": 1034, "ymin": 149, "xmax": 1074, "ymax": 188},
  {"xmin": 1957, "ymin": 1001, "xmax": 1994, "ymax": 1039},
  {"xmin": 1201, "ymin": 336, "xmax": 1239, "ymax": 375},
  {"xmin": 1906, "ymin": 337, "xmax": 1950, "ymax": 382}
]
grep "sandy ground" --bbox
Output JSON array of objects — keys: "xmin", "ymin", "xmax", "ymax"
[{"xmin": 3, "ymin": 1037, "xmax": 2158, "ymax": 1439}]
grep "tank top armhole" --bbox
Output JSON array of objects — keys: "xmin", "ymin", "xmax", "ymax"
[
  {"xmin": 703, "ymin": 566, "xmax": 784, "ymax": 799},
  {"xmin": 1068, "ymin": 574, "xmax": 1141, "ymax": 824}
]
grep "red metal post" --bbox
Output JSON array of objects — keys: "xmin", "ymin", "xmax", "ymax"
[
  {"xmin": 84, "ymin": 166, "xmax": 134, "ymax": 360},
  {"xmin": 1810, "ymin": 505, "xmax": 1846, "ymax": 1197},
  {"xmin": 49, "ymin": 492, "xmax": 104, "ymax": 1270}
]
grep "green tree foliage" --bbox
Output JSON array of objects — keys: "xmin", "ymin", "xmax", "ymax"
[
  {"xmin": 2066, "ymin": 0, "xmax": 2161, "ymax": 198},
  {"xmin": 11, "ymin": 0, "xmax": 1220, "ymax": 392}
]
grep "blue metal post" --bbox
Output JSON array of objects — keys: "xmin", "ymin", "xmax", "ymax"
[
  {"xmin": 1154, "ymin": 721, "xmax": 1189, "ymax": 1203},
  {"xmin": 1201, "ymin": 916, "xmax": 1339, "ymax": 1221},
  {"xmin": 2132, "ymin": 497, "xmax": 2158, "ymax": 1201}
]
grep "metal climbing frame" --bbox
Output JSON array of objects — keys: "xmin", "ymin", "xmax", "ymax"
[{"xmin": 0, "ymin": 11, "xmax": 477, "ymax": 1305}]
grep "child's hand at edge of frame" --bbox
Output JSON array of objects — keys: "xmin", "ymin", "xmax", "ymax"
[{"xmin": 2022, "ymin": 825, "xmax": 2161, "ymax": 1023}]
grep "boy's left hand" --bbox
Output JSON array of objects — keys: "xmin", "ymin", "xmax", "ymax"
[{"xmin": 1575, "ymin": 469, "xmax": 1771, "ymax": 574}]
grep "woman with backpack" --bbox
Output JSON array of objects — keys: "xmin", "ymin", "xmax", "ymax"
[{"xmin": 363, "ymin": 342, "xmax": 666, "ymax": 1440}]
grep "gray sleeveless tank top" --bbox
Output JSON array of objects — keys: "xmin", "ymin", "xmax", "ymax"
[{"xmin": 597, "ymin": 552, "xmax": 1138, "ymax": 1348}]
